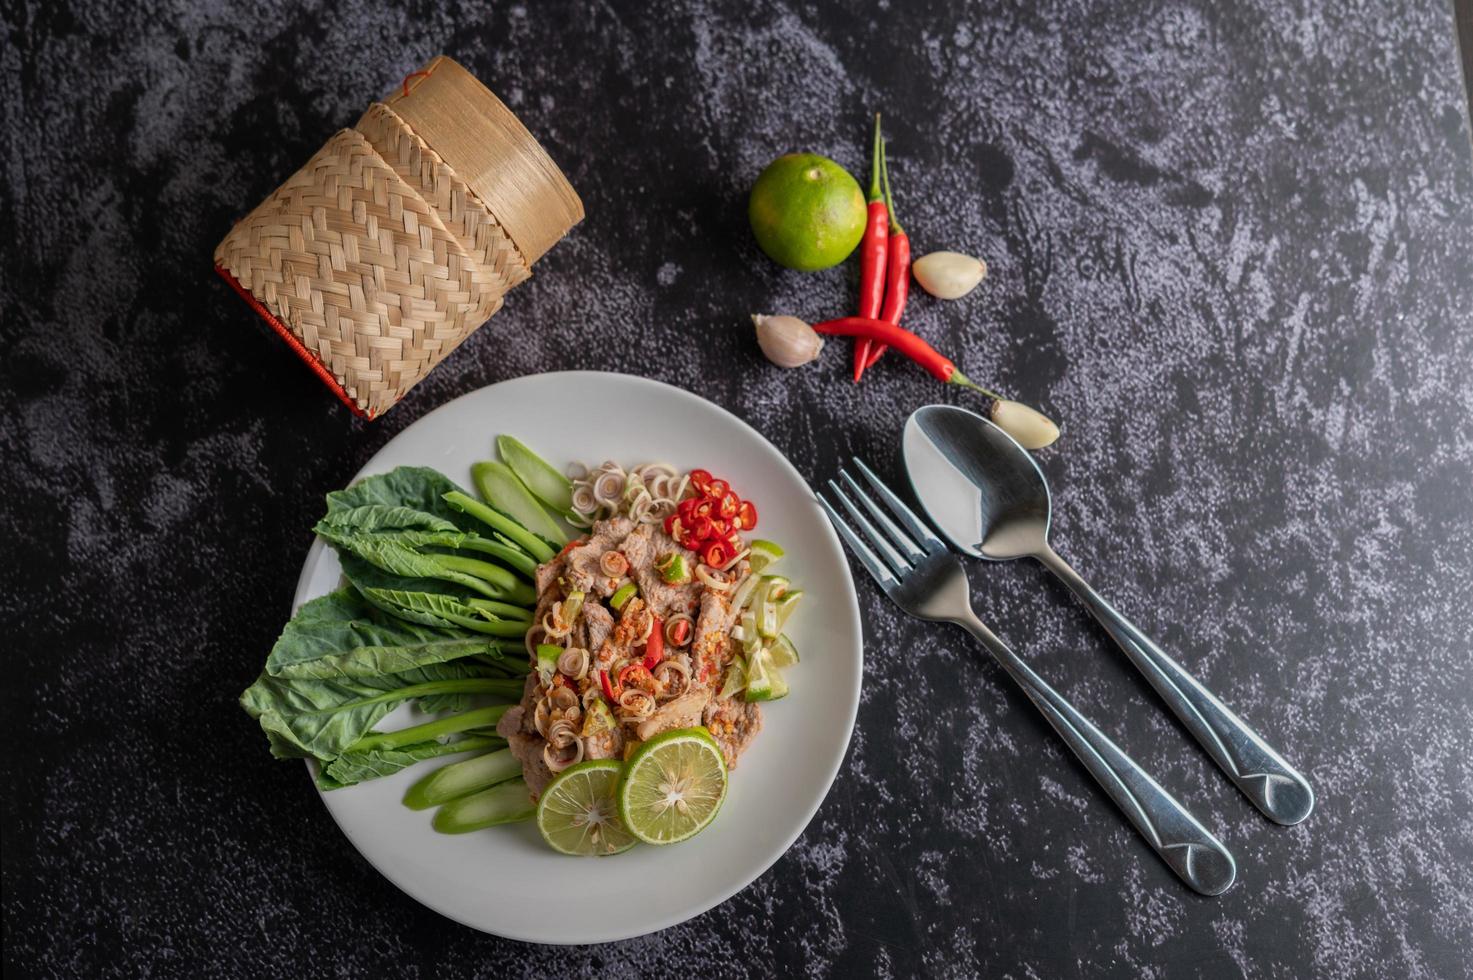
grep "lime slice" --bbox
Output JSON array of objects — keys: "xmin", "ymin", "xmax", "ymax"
[
  {"xmin": 745, "ymin": 647, "xmax": 789, "ymax": 702},
  {"xmin": 769, "ymin": 634, "xmax": 800, "ymax": 669},
  {"xmin": 617, "ymin": 727, "xmax": 728, "ymax": 845},
  {"xmin": 537, "ymin": 760, "xmax": 638, "ymax": 856},
  {"xmin": 719, "ymin": 655, "xmax": 748, "ymax": 700},
  {"xmin": 774, "ymin": 590, "xmax": 803, "ymax": 633},
  {"xmin": 747, "ymin": 540, "xmax": 784, "ymax": 573}
]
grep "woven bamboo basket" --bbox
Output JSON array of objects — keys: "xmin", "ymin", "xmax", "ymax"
[{"xmin": 215, "ymin": 56, "xmax": 583, "ymax": 419}]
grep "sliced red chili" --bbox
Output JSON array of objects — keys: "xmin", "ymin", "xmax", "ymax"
[
  {"xmin": 717, "ymin": 492, "xmax": 739, "ymax": 519},
  {"xmin": 702, "ymin": 541, "xmax": 730, "ymax": 568},
  {"xmin": 663, "ymin": 513, "xmax": 679, "ymax": 535},
  {"xmin": 599, "ymin": 669, "xmax": 619, "ymax": 703},
  {"xmin": 692, "ymin": 499, "xmax": 715, "ymax": 520},
  {"xmin": 708, "ymin": 517, "xmax": 729, "ymax": 538},
  {"xmin": 680, "ymin": 531, "xmax": 702, "ymax": 552},
  {"xmin": 557, "ymin": 538, "xmax": 586, "ymax": 558},
  {"xmin": 619, "ymin": 661, "xmax": 649, "ymax": 688},
  {"xmin": 704, "ymin": 478, "xmax": 730, "ymax": 500},
  {"xmin": 736, "ymin": 500, "xmax": 757, "ymax": 530},
  {"xmin": 688, "ymin": 515, "xmax": 714, "ymax": 541},
  {"xmin": 642, "ymin": 617, "xmax": 665, "ymax": 669},
  {"xmin": 677, "ymin": 497, "xmax": 699, "ymax": 519},
  {"xmin": 670, "ymin": 619, "xmax": 691, "ymax": 645},
  {"xmin": 688, "ymin": 469, "xmax": 713, "ymax": 493}
]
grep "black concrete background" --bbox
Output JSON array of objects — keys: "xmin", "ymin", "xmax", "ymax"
[{"xmin": 4, "ymin": 1, "xmax": 1472, "ymax": 977}]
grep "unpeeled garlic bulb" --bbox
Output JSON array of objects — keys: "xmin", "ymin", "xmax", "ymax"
[
  {"xmin": 912, "ymin": 251, "xmax": 987, "ymax": 300},
  {"xmin": 990, "ymin": 399, "xmax": 1059, "ymax": 449},
  {"xmin": 752, "ymin": 314, "xmax": 824, "ymax": 368}
]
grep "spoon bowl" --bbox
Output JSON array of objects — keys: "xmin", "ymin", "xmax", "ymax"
[{"xmin": 902, "ymin": 405, "xmax": 1051, "ymax": 560}]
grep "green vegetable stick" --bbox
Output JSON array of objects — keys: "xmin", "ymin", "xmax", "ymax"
[
  {"xmin": 347, "ymin": 704, "xmax": 511, "ymax": 754},
  {"xmin": 443, "ymin": 491, "xmax": 557, "ymax": 563},
  {"xmin": 431, "ymin": 779, "xmax": 537, "ymax": 833},
  {"xmin": 403, "ymin": 748, "xmax": 523, "ymax": 810},
  {"xmin": 471, "ymin": 461, "xmax": 568, "ymax": 546},
  {"xmin": 497, "ymin": 435, "xmax": 577, "ymax": 518}
]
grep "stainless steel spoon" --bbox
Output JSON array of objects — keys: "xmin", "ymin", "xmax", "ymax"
[{"xmin": 903, "ymin": 404, "xmax": 1314, "ymax": 826}]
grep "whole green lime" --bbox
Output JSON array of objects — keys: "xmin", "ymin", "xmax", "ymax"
[{"xmin": 748, "ymin": 153, "xmax": 867, "ymax": 271}]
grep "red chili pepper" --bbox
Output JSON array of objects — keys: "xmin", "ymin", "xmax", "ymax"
[
  {"xmin": 859, "ymin": 141, "xmax": 910, "ymax": 376},
  {"xmin": 599, "ymin": 669, "xmax": 619, "ymax": 703},
  {"xmin": 663, "ymin": 513, "xmax": 679, "ymax": 535},
  {"xmin": 692, "ymin": 499, "xmax": 715, "ymax": 520},
  {"xmin": 670, "ymin": 619, "xmax": 690, "ymax": 645},
  {"xmin": 717, "ymin": 492, "xmax": 739, "ymax": 519},
  {"xmin": 702, "ymin": 541, "xmax": 730, "ymax": 568},
  {"xmin": 557, "ymin": 538, "xmax": 586, "ymax": 558},
  {"xmin": 736, "ymin": 500, "xmax": 758, "ymax": 530},
  {"xmin": 642, "ymin": 616, "xmax": 665, "ymax": 669},
  {"xmin": 811, "ymin": 317, "xmax": 997, "ymax": 395},
  {"xmin": 688, "ymin": 515, "xmax": 714, "ymax": 541},
  {"xmin": 688, "ymin": 469, "xmax": 712, "ymax": 493},
  {"xmin": 854, "ymin": 114, "xmax": 890, "ymax": 379},
  {"xmin": 704, "ymin": 478, "xmax": 730, "ymax": 501}
]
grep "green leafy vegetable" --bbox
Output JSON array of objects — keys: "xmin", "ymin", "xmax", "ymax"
[
  {"xmin": 347, "ymin": 705, "xmax": 511, "ymax": 754},
  {"xmin": 497, "ymin": 435, "xmax": 576, "ymax": 518},
  {"xmin": 318, "ymin": 735, "xmax": 503, "ymax": 790},
  {"xmin": 443, "ymin": 490, "xmax": 557, "ymax": 563},
  {"xmin": 265, "ymin": 589, "xmax": 502, "ymax": 679},
  {"xmin": 240, "ymin": 660, "xmax": 514, "ymax": 761},
  {"xmin": 359, "ymin": 588, "xmax": 531, "ymax": 637},
  {"xmin": 314, "ymin": 524, "xmax": 535, "ymax": 605}
]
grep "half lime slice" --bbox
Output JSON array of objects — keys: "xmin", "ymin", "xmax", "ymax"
[
  {"xmin": 537, "ymin": 760, "xmax": 638, "ymax": 856},
  {"xmin": 746, "ymin": 540, "xmax": 784, "ymax": 573},
  {"xmin": 617, "ymin": 727, "xmax": 728, "ymax": 845}
]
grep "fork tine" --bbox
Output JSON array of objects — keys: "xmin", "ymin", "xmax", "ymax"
[
  {"xmin": 839, "ymin": 469, "xmax": 925, "ymax": 564},
  {"xmin": 827, "ymin": 479, "xmax": 913, "ymax": 579},
  {"xmin": 816, "ymin": 492, "xmax": 899, "ymax": 593},
  {"xmin": 851, "ymin": 457, "xmax": 947, "ymax": 554}
]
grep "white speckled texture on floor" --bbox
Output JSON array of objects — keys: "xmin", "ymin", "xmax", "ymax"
[{"xmin": 3, "ymin": 1, "xmax": 1472, "ymax": 976}]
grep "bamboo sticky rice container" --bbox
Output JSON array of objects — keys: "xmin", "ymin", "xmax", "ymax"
[{"xmin": 214, "ymin": 56, "xmax": 583, "ymax": 418}]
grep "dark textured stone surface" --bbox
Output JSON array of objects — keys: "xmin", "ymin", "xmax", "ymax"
[{"xmin": 4, "ymin": 1, "xmax": 1472, "ymax": 976}]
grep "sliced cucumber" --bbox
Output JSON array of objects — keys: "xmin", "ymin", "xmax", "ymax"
[
  {"xmin": 719, "ymin": 655, "xmax": 748, "ymax": 700},
  {"xmin": 769, "ymin": 634, "xmax": 799, "ymax": 669},
  {"xmin": 432, "ymin": 778, "xmax": 536, "ymax": 833},
  {"xmin": 403, "ymin": 749, "xmax": 522, "ymax": 810},
  {"xmin": 472, "ymin": 461, "xmax": 568, "ymax": 546},
  {"xmin": 497, "ymin": 435, "xmax": 577, "ymax": 519}
]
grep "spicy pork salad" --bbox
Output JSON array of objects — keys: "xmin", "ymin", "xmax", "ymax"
[{"xmin": 242, "ymin": 436, "xmax": 803, "ymax": 855}]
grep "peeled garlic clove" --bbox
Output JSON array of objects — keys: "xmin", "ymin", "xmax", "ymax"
[
  {"xmin": 990, "ymin": 399, "xmax": 1059, "ymax": 449},
  {"xmin": 912, "ymin": 251, "xmax": 987, "ymax": 300},
  {"xmin": 753, "ymin": 314, "xmax": 824, "ymax": 368}
]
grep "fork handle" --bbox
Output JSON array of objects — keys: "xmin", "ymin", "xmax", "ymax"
[
  {"xmin": 1036, "ymin": 547, "xmax": 1314, "ymax": 826},
  {"xmin": 956, "ymin": 611, "xmax": 1237, "ymax": 896}
]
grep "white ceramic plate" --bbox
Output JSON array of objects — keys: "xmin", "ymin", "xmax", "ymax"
[{"xmin": 291, "ymin": 372, "xmax": 863, "ymax": 944}]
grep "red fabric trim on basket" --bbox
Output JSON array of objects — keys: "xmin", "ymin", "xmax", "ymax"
[{"xmin": 214, "ymin": 264, "xmax": 373, "ymax": 419}]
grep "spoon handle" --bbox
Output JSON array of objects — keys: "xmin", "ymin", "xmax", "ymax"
[
  {"xmin": 955, "ymin": 610, "xmax": 1237, "ymax": 896},
  {"xmin": 1036, "ymin": 547, "xmax": 1314, "ymax": 825}
]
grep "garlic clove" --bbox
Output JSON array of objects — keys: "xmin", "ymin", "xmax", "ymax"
[
  {"xmin": 912, "ymin": 251, "xmax": 987, "ymax": 300},
  {"xmin": 990, "ymin": 399, "xmax": 1059, "ymax": 449},
  {"xmin": 753, "ymin": 314, "xmax": 824, "ymax": 368}
]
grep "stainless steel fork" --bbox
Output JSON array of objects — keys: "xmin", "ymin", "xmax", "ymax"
[{"xmin": 818, "ymin": 459, "xmax": 1237, "ymax": 896}]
